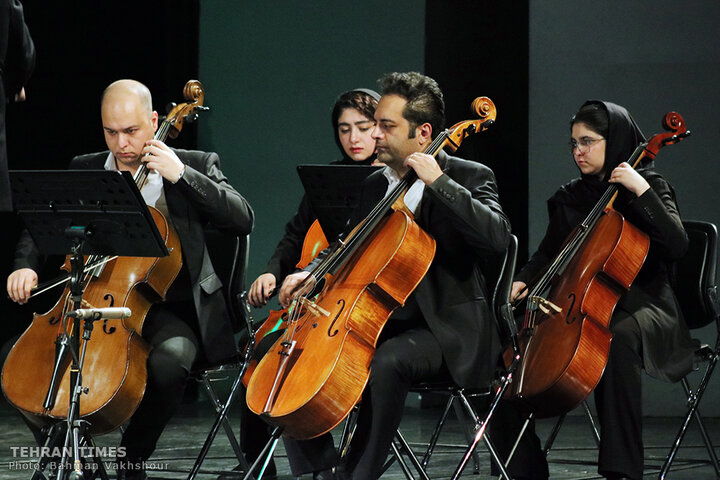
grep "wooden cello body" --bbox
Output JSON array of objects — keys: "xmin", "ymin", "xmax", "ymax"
[
  {"xmin": 2, "ymin": 208, "xmax": 181, "ymax": 434},
  {"xmin": 1, "ymin": 80, "xmax": 207, "ymax": 434},
  {"xmin": 509, "ymin": 209, "xmax": 649, "ymax": 417},
  {"xmin": 507, "ymin": 111, "xmax": 690, "ymax": 417},
  {"xmin": 247, "ymin": 211, "xmax": 434, "ymax": 439},
  {"xmin": 246, "ymin": 97, "xmax": 497, "ymax": 439},
  {"xmin": 242, "ymin": 220, "xmax": 329, "ymax": 386}
]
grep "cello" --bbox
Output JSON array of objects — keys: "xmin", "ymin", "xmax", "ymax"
[
  {"xmin": 506, "ymin": 111, "xmax": 690, "ymax": 417},
  {"xmin": 1, "ymin": 80, "xmax": 207, "ymax": 434},
  {"xmin": 246, "ymin": 97, "xmax": 497, "ymax": 440},
  {"xmin": 242, "ymin": 220, "xmax": 329, "ymax": 385}
]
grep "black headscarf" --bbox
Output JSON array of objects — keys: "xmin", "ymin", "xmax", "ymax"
[
  {"xmin": 331, "ymin": 88, "xmax": 380, "ymax": 165},
  {"xmin": 554, "ymin": 100, "xmax": 648, "ymax": 211}
]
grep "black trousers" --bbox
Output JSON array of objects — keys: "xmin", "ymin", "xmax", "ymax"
[
  {"xmin": 119, "ymin": 301, "xmax": 199, "ymax": 461},
  {"xmin": 595, "ymin": 309, "xmax": 644, "ymax": 479},
  {"xmin": 284, "ymin": 324, "xmax": 445, "ymax": 479}
]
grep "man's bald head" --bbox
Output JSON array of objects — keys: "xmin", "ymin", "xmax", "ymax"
[{"xmin": 101, "ymin": 79, "xmax": 153, "ymax": 117}]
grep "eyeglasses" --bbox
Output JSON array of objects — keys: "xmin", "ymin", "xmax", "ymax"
[{"xmin": 569, "ymin": 137, "xmax": 604, "ymax": 153}]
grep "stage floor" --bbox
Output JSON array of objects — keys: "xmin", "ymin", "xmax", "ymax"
[{"xmin": 0, "ymin": 396, "xmax": 717, "ymax": 479}]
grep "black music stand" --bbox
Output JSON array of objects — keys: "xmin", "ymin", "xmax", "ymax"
[
  {"xmin": 10, "ymin": 170, "xmax": 169, "ymax": 480},
  {"xmin": 296, "ymin": 164, "xmax": 381, "ymax": 242}
]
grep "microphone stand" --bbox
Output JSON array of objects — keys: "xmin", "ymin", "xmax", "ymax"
[{"xmin": 34, "ymin": 227, "xmax": 110, "ymax": 480}]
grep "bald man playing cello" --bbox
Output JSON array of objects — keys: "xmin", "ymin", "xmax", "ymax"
[{"xmin": 6, "ymin": 80, "xmax": 253, "ymax": 480}]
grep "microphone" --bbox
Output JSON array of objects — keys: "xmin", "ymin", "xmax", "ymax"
[{"xmin": 66, "ymin": 307, "xmax": 132, "ymax": 320}]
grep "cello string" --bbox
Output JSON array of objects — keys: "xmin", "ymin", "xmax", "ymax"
[
  {"xmin": 527, "ymin": 144, "xmax": 647, "ymax": 310},
  {"xmin": 308, "ymin": 131, "xmax": 448, "ymax": 282},
  {"xmin": 135, "ymin": 120, "xmax": 172, "ymax": 190},
  {"xmin": 284, "ymin": 132, "xmax": 452, "ymax": 343}
]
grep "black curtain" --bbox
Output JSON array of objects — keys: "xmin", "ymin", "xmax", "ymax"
[
  {"xmin": 425, "ymin": 0, "xmax": 529, "ymax": 266},
  {"xmin": 1, "ymin": 1, "xmax": 199, "ymax": 347}
]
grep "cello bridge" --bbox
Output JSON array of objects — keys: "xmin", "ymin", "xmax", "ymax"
[
  {"xmin": 298, "ymin": 297, "xmax": 330, "ymax": 317},
  {"xmin": 529, "ymin": 296, "xmax": 562, "ymax": 315}
]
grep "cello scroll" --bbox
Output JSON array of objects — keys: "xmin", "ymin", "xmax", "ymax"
[
  {"xmin": 445, "ymin": 96, "xmax": 497, "ymax": 151},
  {"xmin": 165, "ymin": 79, "xmax": 209, "ymax": 139},
  {"xmin": 638, "ymin": 111, "xmax": 690, "ymax": 165}
]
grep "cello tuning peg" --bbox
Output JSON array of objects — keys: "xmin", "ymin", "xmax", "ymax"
[{"xmin": 165, "ymin": 102, "xmax": 177, "ymax": 114}]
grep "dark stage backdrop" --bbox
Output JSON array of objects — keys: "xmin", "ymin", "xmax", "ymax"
[
  {"xmin": 197, "ymin": 1, "xmax": 530, "ymax": 322},
  {"xmin": 196, "ymin": 1, "xmax": 425, "ymax": 321},
  {"xmin": 1, "ymin": 1, "xmax": 200, "ymax": 349},
  {"xmin": 528, "ymin": 2, "xmax": 720, "ymax": 415}
]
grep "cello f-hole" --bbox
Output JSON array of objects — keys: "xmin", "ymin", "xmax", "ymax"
[
  {"xmin": 565, "ymin": 292, "xmax": 577, "ymax": 324},
  {"xmin": 327, "ymin": 299, "xmax": 346, "ymax": 337},
  {"xmin": 102, "ymin": 293, "xmax": 117, "ymax": 334}
]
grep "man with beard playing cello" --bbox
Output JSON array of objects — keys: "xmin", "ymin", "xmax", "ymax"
[{"xmin": 276, "ymin": 71, "xmax": 510, "ymax": 480}]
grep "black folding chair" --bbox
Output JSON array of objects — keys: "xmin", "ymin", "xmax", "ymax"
[
  {"xmin": 383, "ymin": 235, "xmax": 520, "ymax": 480},
  {"xmin": 660, "ymin": 220, "xmax": 720, "ymax": 479},
  {"xmin": 186, "ymin": 231, "xmax": 258, "ymax": 480}
]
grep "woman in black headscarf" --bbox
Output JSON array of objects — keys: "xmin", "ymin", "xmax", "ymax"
[
  {"xmin": 238, "ymin": 89, "xmax": 379, "ymax": 480},
  {"xmin": 509, "ymin": 101, "xmax": 697, "ymax": 480},
  {"xmin": 248, "ymin": 88, "xmax": 380, "ymax": 308}
]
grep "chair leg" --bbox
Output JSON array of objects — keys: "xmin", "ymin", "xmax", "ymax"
[
  {"xmin": 392, "ymin": 429, "xmax": 431, "ymax": 480},
  {"xmin": 484, "ymin": 434, "xmax": 512, "ymax": 480},
  {"xmin": 454, "ymin": 393, "xmax": 481, "ymax": 473},
  {"xmin": 450, "ymin": 378, "xmax": 511, "ymax": 480},
  {"xmin": 389, "ymin": 440, "xmax": 416, "ymax": 480},
  {"xmin": 659, "ymin": 354, "xmax": 720, "ymax": 480},
  {"xmin": 338, "ymin": 405, "xmax": 359, "ymax": 459},
  {"xmin": 506, "ymin": 411, "xmax": 534, "ymax": 467},
  {"xmin": 581, "ymin": 400, "xmax": 601, "ymax": 447},
  {"xmin": 421, "ymin": 394, "xmax": 456, "ymax": 468},
  {"xmin": 188, "ymin": 368, "xmax": 248, "ymax": 480}
]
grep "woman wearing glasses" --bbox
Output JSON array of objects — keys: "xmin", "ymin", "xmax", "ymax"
[{"xmin": 506, "ymin": 100, "xmax": 697, "ymax": 480}]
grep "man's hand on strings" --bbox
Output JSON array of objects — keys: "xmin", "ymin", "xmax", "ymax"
[{"xmin": 142, "ymin": 140, "xmax": 186, "ymax": 183}]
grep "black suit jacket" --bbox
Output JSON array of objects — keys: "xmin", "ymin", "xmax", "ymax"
[
  {"xmin": 339, "ymin": 151, "xmax": 511, "ymax": 388},
  {"xmin": 15, "ymin": 149, "xmax": 254, "ymax": 363}
]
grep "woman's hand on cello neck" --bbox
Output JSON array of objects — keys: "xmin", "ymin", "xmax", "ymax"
[{"xmin": 608, "ymin": 162, "xmax": 650, "ymax": 197}]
